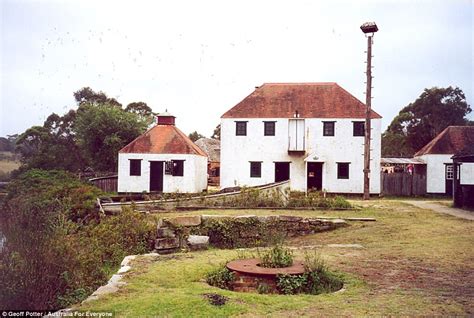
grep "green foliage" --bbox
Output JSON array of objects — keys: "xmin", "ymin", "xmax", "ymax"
[
  {"xmin": 74, "ymin": 103, "xmax": 147, "ymax": 172},
  {"xmin": 0, "ymin": 169, "xmax": 155, "ymax": 310},
  {"xmin": 188, "ymin": 131, "xmax": 205, "ymax": 142},
  {"xmin": 16, "ymin": 87, "xmax": 150, "ymax": 173},
  {"xmin": 276, "ymin": 252, "xmax": 343, "ymax": 295},
  {"xmin": 382, "ymin": 86, "xmax": 471, "ymax": 156},
  {"xmin": 276, "ymin": 274, "xmax": 307, "ymax": 294},
  {"xmin": 216, "ymin": 187, "xmax": 287, "ymax": 208},
  {"xmin": 195, "ymin": 216, "xmax": 281, "ymax": 248},
  {"xmin": 259, "ymin": 245, "xmax": 293, "ymax": 268},
  {"xmin": 287, "ymin": 191, "xmax": 352, "ymax": 209},
  {"xmin": 205, "ymin": 266, "xmax": 235, "ymax": 290}
]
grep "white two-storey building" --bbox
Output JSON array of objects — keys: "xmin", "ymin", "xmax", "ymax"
[{"xmin": 220, "ymin": 83, "xmax": 382, "ymax": 194}]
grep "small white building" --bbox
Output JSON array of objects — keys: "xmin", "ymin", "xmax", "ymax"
[
  {"xmin": 220, "ymin": 83, "xmax": 382, "ymax": 194},
  {"xmin": 414, "ymin": 126, "xmax": 474, "ymax": 195},
  {"xmin": 117, "ymin": 112, "xmax": 208, "ymax": 193}
]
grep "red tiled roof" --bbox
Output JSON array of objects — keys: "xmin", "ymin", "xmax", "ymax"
[
  {"xmin": 119, "ymin": 124, "xmax": 207, "ymax": 156},
  {"xmin": 414, "ymin": 126, "xmax": 474, "ymax": 156},
  {"xmin": 221, "ymin": 83, "xmax": 382, "ymax": 119}
]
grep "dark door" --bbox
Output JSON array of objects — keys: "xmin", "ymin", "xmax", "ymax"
[
  {"xmin": 275, "ymin": 162, "xmax": 290, "ymax": 182},
  {"xmin": 307, "ymin": 162, "xmax": 323, "ymax": 191},
  {"xmin": 150, "ymin": 161, "xmax": 164, "ymax": 192},
  {"xmin": 445, "ymin": 164, "xmax": 453, "ymax": 196}
]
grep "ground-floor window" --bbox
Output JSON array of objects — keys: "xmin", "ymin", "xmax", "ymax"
[
  {"xmin": 129, "ymin": 159, "xmax": 142, "ymax": 176},
  {"xmin": 250, "ymin": 161, "xmax": 262, "ymax": 178},
  {"xmin": 172, "ymin": 160, "xmax": 184, "ymax": 176},
  {"xmin": 337, "ymin": 162, "xmax": 350, "ymax": 179}
]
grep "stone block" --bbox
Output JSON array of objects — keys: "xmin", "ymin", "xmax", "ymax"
[
  {"xmin": 187, "ymin": 235, "xmax": 209, "ymax": 250},
  {"xmin": 164, "ymin": 215, "xmax": 202, "ymax": 227},
  {"xmin": 279, "ymin": 215, "xmax": 303, "ymax": 222},
  {"xmin": 155, "ymin": 237, "xmax": 180, "ymax": 250},
  {"xmin": 157, "ymin": 227, "xmax": 176, "ymax": 238},
  {"xmin": 257, "ymin": 215, "xmax": 280, "ymax": 223}
]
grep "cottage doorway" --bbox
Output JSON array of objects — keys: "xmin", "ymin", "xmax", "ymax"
[
  {"xmin": 274, "ymin": 162, "xmax": 290, "ymax": 182},
  {"xmin": 150, "ymin": 161, "xmax": 164, "ymax": 192},
  {"xmin": 307, "ymin": 162, "xmax": 323, "ymax": 191},
  {"xmin": 445, "ymin": 164, "xmax": 454, "ymax": 196}
]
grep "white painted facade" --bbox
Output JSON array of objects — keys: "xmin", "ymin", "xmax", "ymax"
[
  {"xmin": 220, "ymin": 117, "xmax": 381, "ymax": 193},
  {"xmin": 460, "ymin": 163, "xmax": 474, "ymax": 185},
  {"xmin": 415, "ymin": 154, "xmax": 452, "ymax": 194},
  {"xmin": 117, "ymin": 153, "xmax": 207, "ymax": 193}
]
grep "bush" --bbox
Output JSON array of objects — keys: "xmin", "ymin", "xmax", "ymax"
[
  {"xmin": 206, "ymin": 266, "xmax": 235, "ymax": 290},
  {"xmin": 276, "ymin": 252, "xmax": 343, "ymax": 295},
  {"xmin": 287, "ymin": 191, "xmax": 352, "ymax": 209},
  {"xmin": 0, "ymin": 169, "xmax": 155, "ymax": 310},
  {"xmin": 259, "ymin": 245, "xmax": 293, "ymax": 268}
]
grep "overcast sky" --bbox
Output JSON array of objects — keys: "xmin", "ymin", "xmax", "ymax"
[{"xmin": 1, "ymin": 0, "xmax": 472, "ymax": 138}]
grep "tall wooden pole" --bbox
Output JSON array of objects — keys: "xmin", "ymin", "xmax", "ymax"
[{"xmin": 363, "ymin": 35, "xmax": 373, "ymax": 200}]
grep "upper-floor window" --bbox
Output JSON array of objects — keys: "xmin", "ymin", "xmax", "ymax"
[
  {"xmin": 250, "ymin": 161, "xmax": 262, "ymax": 178},
  {"xmin": 236, "ymin": 121, "xmax": 247, "ymax": 136},
  {"xmin": 323, "ymin": 121, "xmax": 335, "ymax": 136},
  {"xmin": 264, "ymin": 121, "xmax": 276, "ymax": 136},
  {"xmin": 129, "ymin": 159, "xmax": 141, "ymax": 176},
  {"xmin": 337, "ymin": 162, "xmax": 350, "ymax": 179},
  {"xmin": 353, "ymin": 121, "xmax": 365, "ymax": 136}
]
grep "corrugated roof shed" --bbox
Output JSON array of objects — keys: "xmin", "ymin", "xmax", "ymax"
[
  {"xmin": 221, "ymin": 83, "xmax": 382, "ymax": 119},
  {"xmin": 194, "ymin": 138, "xmax": 220, "ymax": 162},
  {"xmin": 119, "ymin": 124, "xmax": 207, "ymax": 156},
  {"xmin": 414, "ymin": 126, "xmax": 474, "ymax": 156},
  {"xmin": 381, "ymin": 158, "xmax": 425, "ymax": 165}
]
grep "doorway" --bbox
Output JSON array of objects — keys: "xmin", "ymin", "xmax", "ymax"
[
  {"xmin": 275, "ymin": 162, "xmax": 290, "ymax": 182},
  {"xmin": 307, "ymin": 162, "xmax": 323, "ymax": 191},
  {"xmin": 445, "ymin": 164, "xmax": 453, "ymax": 196},
  {"xmin": 150, "ymin": 161, "xmax": 164, "ymax": 192}
]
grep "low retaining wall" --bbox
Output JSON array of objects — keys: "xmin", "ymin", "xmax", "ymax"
[{"xmin": 155, "ymin": 214, "xmax": 349, "ymax": 253}]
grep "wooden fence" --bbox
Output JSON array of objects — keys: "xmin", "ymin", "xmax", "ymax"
[
  {"xmin": 381, "ymin": 172, "xmax": 426, "ymax": 196},
  {"xmin": 89, "ymin": 175, "xmax": 118, "ymax": 193}
]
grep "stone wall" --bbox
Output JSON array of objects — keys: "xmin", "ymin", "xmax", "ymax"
[{"xmin": 154, "ymin": 214, "xmax": 348, "ymax": 253}]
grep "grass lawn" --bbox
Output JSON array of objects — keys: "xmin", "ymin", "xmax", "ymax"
[{"xmin": 76, "ymin": 200, "xmax": 473, "ymax": 316}]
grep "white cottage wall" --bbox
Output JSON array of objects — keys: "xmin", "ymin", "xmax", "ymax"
[
  {"xmin": 416, "ymin": 154, "xmax": 452, "ymax": 193},
  {"xmin": 221, "ymin": 117, "xmax": 381, "ymax": 193},
  {"xmin": 460, "ymin": 163, "xmax": 474, "ymax": 185},
  {"xmin": 117, "ymin": 153, "xmax": 207, "ymax": 193}
]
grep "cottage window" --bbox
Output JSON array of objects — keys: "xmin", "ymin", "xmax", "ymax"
[
  {"xmin": 264, "ymin": 121, "xmax": 276, "ymax": 136},
  {"xmin": 353, "ymin": 122, "xmax": 365, "ymax": 136},
  {"xmin": 323, "ymin": 122, "xmax": 335, "ymax": 136},
  {"xmin": 250, "ymin": 161, "xmax": 262, "ymax": 178},
  {"xmin": 337, "ymin": 162, "xmax": 350, "ymax": 179},
  {"xmin": 129, "ymin": 159, "xmax": 141, "ymax": 176},
  {"xmin": 172, "ymin": 160, "xmax": 184, "ymax": 176},
  {"xmin": 236, "ymin": 121, "xmax": 247, "ymax": 136},
  {"xmin": 446, "ymin": 165, "xmax": 454, "ymax": 180}
]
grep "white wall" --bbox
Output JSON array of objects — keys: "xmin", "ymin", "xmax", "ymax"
[
  {"xmin": 117, "ymin": 153, "xmax": 207, "ymax": 193},
  {"xmin": 220, "ymin": 117, "xmax": 381, "ymax": 194},
  {"xmin": 416, "ymin": 154, "xmax": 452, "ymax": 193},
  {"xmin": 460, "ymin": 163, "xmax": 474, "ymax": 185}
]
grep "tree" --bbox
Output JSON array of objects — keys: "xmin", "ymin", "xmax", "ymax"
[
  {"xmin": 16, "ymin": 111, "xmax": 85, "ymax": 172},
  {"xmin": 125, "ymin": 102, "xmax": 155, "ymax": 126},
  {"xmin": 74, "ymin": 103, "xmax": 147, "ymax": 171},
  {"xmin": 382, "ymin": 86, "xmax": 471, "ymax": 157},
  {"xmin": 211, "ymin": 124, "xmax": 221, "ymax": 140},
  {"xmin": 188, "ymin": 131, "xmax": 205, "ymax": 142},
  {"xmin": 73, "ymin": 87, "xmax": 122, "ymax": 107}
]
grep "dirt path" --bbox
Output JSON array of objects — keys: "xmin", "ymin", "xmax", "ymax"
[{"xmin": 402, "ymin": 200, "xmax": 474, "ymax": 221}]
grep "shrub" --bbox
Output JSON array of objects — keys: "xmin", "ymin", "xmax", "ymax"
[
  {"xmin": 259, "ymin": 245, "xmax": 293, "ymax": 268},
  {"xmin": 275, "ymin": 252, "xmax": 343, "ymax": 295},
  {"xmin": 206, "ymin": 266, "xmax": 235, "ymax": 290},
  {"xmin": 0, "ymin": 169, "xmax": 155, "ymax": 310},
  {"xmin": 276, "ymin": 274, "xmax": 307, "ymax": 294}
]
